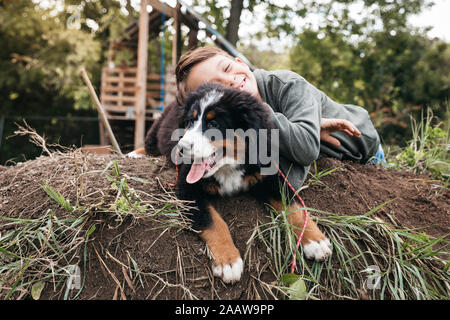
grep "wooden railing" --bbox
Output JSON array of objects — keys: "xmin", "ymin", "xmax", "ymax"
[{"xmin": 100, "ymin": 67, "xmax": 163, "ymax": 120}]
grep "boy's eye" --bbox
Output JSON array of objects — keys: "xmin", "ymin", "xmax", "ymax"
[{"xmin": 224, "ymin": 63, "xmax": 230, "ymax": 72}]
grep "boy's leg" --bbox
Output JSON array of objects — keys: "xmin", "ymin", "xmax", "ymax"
[{"xmin": 369, "ymin": 144, "xmax": 386, "ymax": 166}]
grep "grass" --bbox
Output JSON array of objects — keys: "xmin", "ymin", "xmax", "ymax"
[
  {"xmin": 308, "ymin": 161, "xmax": 344, "ymax": 188},
  {"xmin": 248, "ymin": 195, "xmax": 449, "ymax": 300},
  {"xmin": 1, "ymin": 153, "xmax": 448, "ymax": 300},
  {"xmin": 0, "ymin": 208, "xmax": 89, "ymax": 299},
  {"xmin": 1, "ymin": 121, "xmax": 448, "ymax": 300},
  {"xmin": 0, "ymin": 155, "xmax": 192, "ymax": 300},
  {"xmin": 386, "ymin": 108, "xmax": 449, "ymax": 182}
]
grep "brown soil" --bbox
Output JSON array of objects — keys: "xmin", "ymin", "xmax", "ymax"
[{"xmin": 0, "ymin": 153, "xmax": 448, "ymax": 300}]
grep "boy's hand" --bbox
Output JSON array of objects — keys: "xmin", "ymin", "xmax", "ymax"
[{"xmin": 320, "ymin": 118, "xmax": 361, "ymax": 147}]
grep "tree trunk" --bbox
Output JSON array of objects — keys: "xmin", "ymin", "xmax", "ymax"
[{"xmin": 225, "ymin": 0, "xmax": 244, "ymax": 46}]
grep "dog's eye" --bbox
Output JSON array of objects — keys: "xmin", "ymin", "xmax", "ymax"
[{"xmin": 207, "ymin": 120, "xmax": 218, "ymax": 129}]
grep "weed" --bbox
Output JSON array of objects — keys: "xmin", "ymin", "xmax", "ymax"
[
  {"xmin": 247, "ymin": 184, "xmax": 449, "ymax": 300},
  {"xmin": 387, "ymin": 108, "xmax": 449, "ymax": 181}
]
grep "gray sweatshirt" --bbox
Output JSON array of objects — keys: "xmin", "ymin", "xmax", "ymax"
[{"xmin": 254, "ymin": 69, "xmax": 380, "ymax": 190}]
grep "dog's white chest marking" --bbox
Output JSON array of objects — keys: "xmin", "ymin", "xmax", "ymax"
[{"xmin": 213, "ymin": 165, "xmax": 248, "ymax": 196}]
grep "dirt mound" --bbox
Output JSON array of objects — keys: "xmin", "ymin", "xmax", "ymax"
[
  {"xmin": 303, "ymin": 158, "xmax": 449, "ymax": 239},
  {"xmin": 0, "ymin": 153, "xmax": 448, "ymax": 300}
]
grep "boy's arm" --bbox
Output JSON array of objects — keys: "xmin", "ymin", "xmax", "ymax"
[{"xmin": 264, "ymin": 79, "xmax": 322, "ymax": 166}]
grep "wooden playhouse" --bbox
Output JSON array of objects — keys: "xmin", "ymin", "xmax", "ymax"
[{"xmin": 98, "ymin": 0, "xmax": 253, "ymax": 151}]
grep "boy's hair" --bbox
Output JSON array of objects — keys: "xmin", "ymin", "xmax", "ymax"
[{"xmin": 175, "ymin": 46, "xmax": 233, "ymax": 105}]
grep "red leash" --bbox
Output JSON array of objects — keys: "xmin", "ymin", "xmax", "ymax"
[
  {"xmin": 169, "ymin": 152, "xmax": 180, "ymax": 188},
  {"xmin": 172, "ymin": 152, "xmax": 307, "ymax": 274},
  {"xmin": 275, "ymin": 164, "xmax": 309, "ymax": 274}
]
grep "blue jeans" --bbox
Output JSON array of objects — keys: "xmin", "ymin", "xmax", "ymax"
[{"xmin": 369, "ymin": 144, "xmax": 386, "ymax": 166}]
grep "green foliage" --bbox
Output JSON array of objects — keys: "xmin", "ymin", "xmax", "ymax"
[
  {"xmin": 41, "ymin": 181, "xmax": 75, "ymax": 213},
  {"xmin": 191, "ymin": 0, "xmax": 229, "ymax": 36},
  {"xmin": 1, "ymin": 0, "xmax": 449, "ymax": 163},
  {"xmin": 239, "ymin": 44, "xmax": 290, "ymax": 70},
  {"xmin": 387, "ymin": 109, "xmax": 450, "ymax": 181},
  {"xmin": 0, "ymin": 0, "xmax": 135, "ymax": 164},
  {"xmin": 0, "ymin": 0, "xmax": 101, "ymax": 115},
  {"xmin": 0, "ymin": 208, "xmax": 89, "ymax": 300},
  {"xmin": 105, "ymin": 160, "xmax": 147, "ymax": 215},
  {"xmin": 290, "ymin": 29, "xmax": 449, "ymax": 120},
  {"xmin": 280, "ymin": 273, "xmax": 307, "ymax": 300},
  {"xmin": 252, "ymin": 202, "xmax": 449, "ymax": 299}
]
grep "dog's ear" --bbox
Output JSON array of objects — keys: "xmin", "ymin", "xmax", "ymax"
[
  {"xmin": 223, "ymin": 89, "xmax": 274, "ymax": 169},
  {"xmin": 178, "ymin": 90, "xmax": 197, "ymax": 128},
  {"xmin": 230, "ymin": 90, "xmax": 272, "ymax": 131}
]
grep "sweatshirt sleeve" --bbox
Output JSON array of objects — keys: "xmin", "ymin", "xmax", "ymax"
[{"xmin": 264, "ymin": 78, "xmax": 322, "ymax": 166}]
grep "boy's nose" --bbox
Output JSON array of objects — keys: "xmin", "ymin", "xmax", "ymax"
[{"xmin": 227, "ymin": 75, "xmax": 236, "ymax": 88}]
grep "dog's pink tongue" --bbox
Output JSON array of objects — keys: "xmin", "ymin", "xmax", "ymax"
[{"xmin": 186, "ymin": 160, "xmax": 208, "ymax": 184}]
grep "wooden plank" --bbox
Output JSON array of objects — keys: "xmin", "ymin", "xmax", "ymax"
[
  {"xmin": 102, "ymin": 69, "xmax": 160, "ymax": 80},
  {"xmin": 134, "ymin": 0, "xmax": 150, "ymax": 148},
  {"xmin": 147, "ymin": 74, "xmax": 161, "ymax": 81},
  {"xmin": 0, "ymin": 115, "xmax": 5, "ymax": 149},
  {"xmin": 103, "ymin": 103, "xmax": 161, "ymax": 115},
  {"xmin": 147, "ymin": 92, "xmax": 162, "ymax": 98},
  {"xmin": 102, "ymin": 96, "xmax": 137, "ymax": 103},
  {"xmin": 102, "ymin": 86, "xmax": 138, "ymax": 93},
  {"xmin": 148, "ymin": 0, "xmax": 175, "ymax": 18},
  {"xmin": 104, "ymin": 114, "xmax": 161, "ymax": 121},
  {"xmin": 104, "ymin": 106, "xmax": 137, "ymax": 112},
  {"xmin": 103, "ymin": 75, "xmax": 136, "ymax": 82},
  {"xmin": 146, "ymin": 84, "xmax": 162, "ymax": 90}
]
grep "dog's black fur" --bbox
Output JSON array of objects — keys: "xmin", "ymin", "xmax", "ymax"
[
  {"xmin": 144, "ymin": 100, "xmax": 179, "ymax": 159},
  {"xmin": 144, "ymin": 83, "xmax": 331, "ymax": 282},
  {"xmin": 174, "ymin": 82, "xmax": 285, "ymax": 231}
]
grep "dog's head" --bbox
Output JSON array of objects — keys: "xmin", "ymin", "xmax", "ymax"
[{"xmin": 177, "ymin": 82, "xmax": 273, "ymax": 184}]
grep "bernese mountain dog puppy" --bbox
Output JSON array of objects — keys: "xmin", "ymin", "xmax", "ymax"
[{"xmin": 174, "ymin": 82, "xmax": 331, "ymax": 284}]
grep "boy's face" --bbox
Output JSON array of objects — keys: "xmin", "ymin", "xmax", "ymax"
[{"xmin": 186, "ymin": 54, "xmax": 261, "ymax": 100}]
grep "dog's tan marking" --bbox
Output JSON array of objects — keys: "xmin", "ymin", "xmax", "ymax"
[
  {"xmin": 203, "ymin": 182, "xmax": 220, "ymax": 195},
  {"xmin": 193, "ymin": 109, "xmax": 198, "ymax": 120},
  {"xmin": 206, "ymin": 111, "xmax": 216, "ymax": 120},
  {"xmin": 210, "ymin": 137, "xmax": 246, "ymax": 161},
  {"xmin": 133, "ymin": 147, "xmax": 146, "ymax": 155},
  {"xmin": 200, "ymin": 205, "xmax": 242, "ymax": 282},
  {"xmin": 243, "ymin": 173, "xmax": 263, "ymax": 187},
  {"xmin": 269, "ymin": 199, "xmax": 326, "ymax": 245}
]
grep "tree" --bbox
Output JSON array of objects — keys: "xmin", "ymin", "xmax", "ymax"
[
  {"xmin": 225, "ymin": 0, "xmax": 244, "ymax": 46},
  {"xmin": 0, "ymin": 0, "xmax": 128, "ymax": 164}
]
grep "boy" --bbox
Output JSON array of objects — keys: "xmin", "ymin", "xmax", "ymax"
[{"xmin": 175, "ymin": 46, "xmax": 382, "ymax": 191}]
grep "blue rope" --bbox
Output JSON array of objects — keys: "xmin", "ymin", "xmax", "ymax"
[{"xmin": 159, "ymin": 10, "xmax": 166, "ymax": 112}]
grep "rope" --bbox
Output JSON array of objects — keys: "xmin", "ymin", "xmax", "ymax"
[{"xmin": 275, "ymin": 164, "xmax": 309, "ymax": 274}]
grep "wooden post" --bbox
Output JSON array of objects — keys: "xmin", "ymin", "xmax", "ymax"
[
  {"xmin": 80, "ymin": 68, "xmax": 123, "ymax": 156},
  {"xmin": 134, "ymin": 0, "xmax": 150, "ymax": 149},
  {"xmin": 172, "ymin": 3, "xmax": 181, "ymax": 66}
]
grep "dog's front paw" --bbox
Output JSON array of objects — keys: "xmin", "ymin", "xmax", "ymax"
[
  {"xmin": 126, "ymin": 150, "xmax": 144, "ymax": 158},
  {"xmin": 212, "ymin": 257, "xmax": 243, "ymax": 284},
  {"xmin": 303, "ymin": 238, "xmax": 332, "ymax": 262}
]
